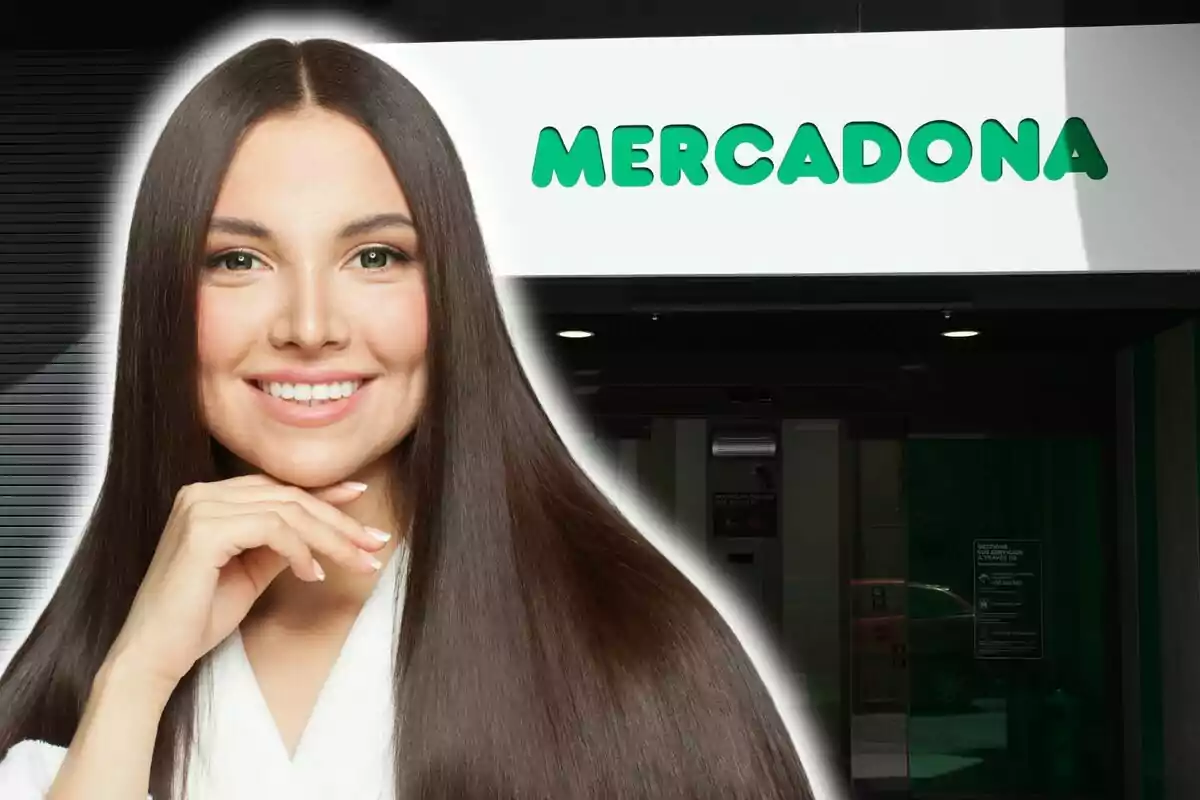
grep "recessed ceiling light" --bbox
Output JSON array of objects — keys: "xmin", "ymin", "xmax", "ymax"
[
  {"xmin": 557, "ymin": 330, "xmax": 595, "ymax": 339},
  {"xmin": 942, "ymin": 329, "xmax": 980, "ymax": 338}
]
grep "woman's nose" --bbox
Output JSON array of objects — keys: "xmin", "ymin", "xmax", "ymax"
[{"xmin": 267, "ymin": 273, "xmax": 350, "ymax": 352}]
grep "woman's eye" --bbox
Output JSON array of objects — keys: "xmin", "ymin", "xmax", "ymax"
[
  {"xmin": 356, "ymin": 246, "xmax": 410, "ymax": 270},
  {"xmin": 207, "ymin": 251, "xmax": 262, "ymax": 272}
]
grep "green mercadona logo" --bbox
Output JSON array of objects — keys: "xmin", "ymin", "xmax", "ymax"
[{"xmin": 530, "ymin": 119, "xmax": 1108, "ymax": 187}]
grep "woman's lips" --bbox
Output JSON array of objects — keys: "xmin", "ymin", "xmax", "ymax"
[{"xmin": 246, "ymin": 378, "xmax": 371, "ymax": 428}]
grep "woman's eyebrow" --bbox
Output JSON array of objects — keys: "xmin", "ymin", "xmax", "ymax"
[
  {"xmin": 207, "ymin": 212, "xmax": 415, "ymax": 241},
  {"xmin": 209, "ymin": 216, "xmax": 271, "ymax": 239},
  {"xmin": 338, "ymin": 212, "xmax": 414, "ymax": 238}
]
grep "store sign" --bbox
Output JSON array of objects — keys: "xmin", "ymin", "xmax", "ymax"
[
  {"xmin": 371, "ymin": 24, "xmax": 1195, "ymax": 275},
  {"xmin": 532, "ymin": 118, "xmax": 1108, "ymax": 187}
]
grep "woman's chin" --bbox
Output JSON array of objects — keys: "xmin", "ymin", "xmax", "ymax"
[
  {"xmin": 256, "ymin": 460, "xmax": 368, "ymax": 490},
  {"xmin": 213, "ymin": 434, "xmax": 398, "ymax": 490}
]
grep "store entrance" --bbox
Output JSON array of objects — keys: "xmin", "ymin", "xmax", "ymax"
[
  {"xmin": 514, "ymin": 271, "xmax": 1199, "ymax": 800},
  {"xmin": 851, "ymin": 436, "xmax": 1108, "ymax": 799}
]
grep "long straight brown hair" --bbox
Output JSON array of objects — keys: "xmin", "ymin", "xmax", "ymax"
[{"xmin": 0, "ymin": 39, "xmax": 814, "ymax": 799}]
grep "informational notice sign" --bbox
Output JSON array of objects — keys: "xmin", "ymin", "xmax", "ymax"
[{"xmin": 973, "ymin": 539, "xmax": 1043, "ymax": 660}]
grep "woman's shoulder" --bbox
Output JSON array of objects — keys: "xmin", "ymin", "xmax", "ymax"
[{"xmin": 0, "ymin": 739, "xmax": 68, "ymax": 794}]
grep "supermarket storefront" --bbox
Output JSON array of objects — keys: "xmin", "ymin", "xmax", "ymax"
[{"xmin": 370, "ymin": 23, "xmax": 1200, "ymax": 800}]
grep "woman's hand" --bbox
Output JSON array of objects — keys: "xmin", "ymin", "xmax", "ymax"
[
  {"xmin": 46, "ymin": 474, "xmax": 391, "ymax": 799},
  {"xmin": 103, "ymin": 474, "xmax": 391, "ymax": 694}
]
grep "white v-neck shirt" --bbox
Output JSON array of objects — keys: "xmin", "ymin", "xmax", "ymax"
[{"xmin": 0, "ymin": 545, "xmax": 408, "ymax": 800}]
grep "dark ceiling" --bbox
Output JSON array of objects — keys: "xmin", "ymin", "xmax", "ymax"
[
  {"xmin": 529, "ymin": 308, "xmax": 1189, "ymax": 357},
  {"xmin": 505, "ymin": 273, "xmax": 1199, "ymax": 438},
  {"xmin": 8, "ymin": 0, "xmax": 1197, "ymax": 48}
]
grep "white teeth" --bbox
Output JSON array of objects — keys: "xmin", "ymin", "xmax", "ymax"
[{"xmin": 260, "ymin": 380, "xmax": 363, "ymax": 405}]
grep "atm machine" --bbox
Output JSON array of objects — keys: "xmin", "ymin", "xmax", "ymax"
[{"xmin": 707, "ymin": 426, "xmax": 784, "ymax": 634}]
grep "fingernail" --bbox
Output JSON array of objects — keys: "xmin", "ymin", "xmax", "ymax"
[
  {"xmin": 366, "ymin": 527, "xmax": 391, "ymax": 543},
  {"xmin": 312, "ymin": 559, "xmax": 326, "ymax": 581},
  {"xmin": 364, "ymin": 553, "xmax": 383, "ymax": 571},
  {"xmin": 342, "ymin": 482, "xmax": 368, "ymax": 493}
]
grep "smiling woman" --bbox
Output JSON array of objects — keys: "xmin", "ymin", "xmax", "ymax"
[
  {"xmin": 197, "ymin": 108, "xmax": 429, "ymax": 487},
  {"xmin": 0, "ymin": 38, "xmax": 815, "ymax": 800}
]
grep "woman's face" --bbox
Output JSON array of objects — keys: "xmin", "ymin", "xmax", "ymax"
[{"xmin": 197, "ymin": 107, "xmax": 429, "ymax": 489}]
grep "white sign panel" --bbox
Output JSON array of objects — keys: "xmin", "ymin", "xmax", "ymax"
[{"xmin": 369, "ymin": 24, "xmax": 1200, "ymax": 277}]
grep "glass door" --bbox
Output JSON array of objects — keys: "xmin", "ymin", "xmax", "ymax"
[{"xmin": 903, "ymin": 436, "xmax": 1115, "ymax": 799}]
